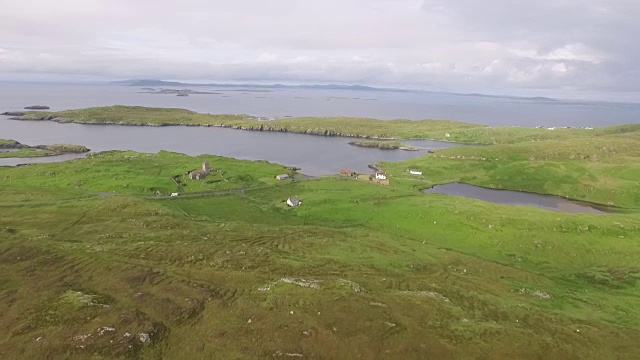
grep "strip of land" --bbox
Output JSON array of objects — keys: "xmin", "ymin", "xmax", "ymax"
[
  {"xmin": 0, "ymin": 139, "xmax": 89, "ymax": 158},
  {"xmin": 348, "ymin": 140, "xmax": 420, "ymax": 151},
  {"xmin": 8, "ymin": 105, "xmax": 639, "ymax": 144}
]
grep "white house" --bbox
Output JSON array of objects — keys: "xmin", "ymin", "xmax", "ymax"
[
  {"xmin": 409, "ymin": 170, "xmax": 423, "ymax": 175},
  {"xmin": 375, "ymin": 173, "xmax": 387, "ymax": 180},
  {"xmin": 276, "ymin": 174, "xmax": 290, "ymax": 180},
  {"xmin": 170, "ymin": 193, "xmax": 179, "ymax": 197},
  {"xmin": 287, "ymin": 197, "xmax": 301, "ymax": 207}
]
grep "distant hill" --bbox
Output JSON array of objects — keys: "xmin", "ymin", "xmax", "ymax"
[
  {"xmin": 111, "ymin": 79, "xmax": 576, "ymax": 102},
  {"xmin": 450, "ymin": 92, "xmax": 559, "ymax": 102},
  {"xmin": 110, "ymin": 79, "xmax": 414, "ymax": 92}
]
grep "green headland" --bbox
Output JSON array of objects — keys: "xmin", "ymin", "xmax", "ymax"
[
  {"xmin": 0, "ymin": 139, "xmax": 89, "ymax": 158},
  {"xmin": 1, "ymin": 107, "xmax": 639, "ymax": 359},
  {"xmin": 17, "ymin": 105, "xmax": 639, "ymax": 143}
]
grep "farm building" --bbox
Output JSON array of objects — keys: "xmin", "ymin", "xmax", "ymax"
[
  {"xmin": 409, "ymin": 170, "xmax": 423, "ymax": 175},
  {"xmin": 340, "ymin": 170, "xmax": 355, "ymax": 176},
  {"xmin": 276, "ymin": 174, "xmax": 290, "ymax": 180},
  {"xmin": 287, "ymin": 197, "xmax": 301, "ymax": 207},
  {"xmin": 375, "ymin": 173, "xmax": 387, "ymax": 180}
]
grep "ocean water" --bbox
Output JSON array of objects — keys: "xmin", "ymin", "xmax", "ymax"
[
  {"xmin": 0, "ymin": 82, "xmax": 637, "ymax": 175},
  {"xmin": 0, "ymin": 82, "xmax": 638, "ymax": 127}
]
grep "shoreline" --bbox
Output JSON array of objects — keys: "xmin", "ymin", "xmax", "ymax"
[
  {"xmin": 348, "ymin": 140, "xmax": 423, "ymax": 151},
  {"xmin": 4, "ymin": 105, "xmax": 638, "ymax": 146},
  {"xmin": 0, "ymin": 139, "xmax": 90, "ymax": 159},
  {"xmin": 4, "ymin": 114, "xmax": 487, "ymax": 145}
]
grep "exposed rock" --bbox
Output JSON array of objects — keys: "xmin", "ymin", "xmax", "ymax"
[
  {"xmin": 138, "ymin": 333, "xmax": 150, "ymax": 343},
  {"xmin": 337, "ymin": 279, "xmax": 364, "ymax": 293},
  {"xmin": 1, "ymin": 111, "xmax": 25, "ymax": 116},
  {"xmin": 280, "ymin": 277, "xmax": 322, "ymax": 289},
  {"xmin": 400, "ymin": 290, "xmax": 450, "ymax": 302},
  {"xmin": 0, "ymin": 140, "xmax": 26, "ymax": 149},
  {"xmin": 274, "ymin": 351, "xmax": 304, "ymax": 357},
  {"xmin": 24, "ymin": 105, "xmax": 50, "ymax": 110},
  {"xmin": 532, "ymin": 290, "xmax": 553, "ymax": 300}
]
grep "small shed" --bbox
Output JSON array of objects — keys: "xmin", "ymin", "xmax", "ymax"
[
  {"xmin": 170, "ymin": 193, "xmax": 179, "ymax": 197},
  {"xmin": 409, "ymin": 170, "xmax": 423, "ymax": 175},
  {"xmin": 340, "ymin": 170, "xmax": 355, "ymax": 176},
  {"xmin": 276, "ymin": 174, "xmax": 290, "ymax": 180},
  {"xmin": 287, "ymin": 197, "xmax": 301, "ymax": 207}
]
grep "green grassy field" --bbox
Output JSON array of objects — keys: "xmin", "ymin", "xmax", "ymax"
[
  {"xmin": 20, "ymin": 105, "xmax": 640, "ymax": 144},
  {"xmin": 1, "ymin": 119, "xmax": 640, "ymax": 359}
]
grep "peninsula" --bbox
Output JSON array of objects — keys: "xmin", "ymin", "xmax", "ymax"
[
  {"xmin": 0, "ymin": 139, "xmax": 89, "ymax": 158},
  {"xmin": 9, "ymin": 105, "xmax": 635, "ymax": 144}
]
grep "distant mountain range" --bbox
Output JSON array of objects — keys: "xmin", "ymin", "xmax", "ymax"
[
  {"xmin": 111, "ymin": 79, "xmax": 563, "ymax": 102},
  {"xmin": 110, "ymin": 79, "xmax": 413, "ymax": 93}
]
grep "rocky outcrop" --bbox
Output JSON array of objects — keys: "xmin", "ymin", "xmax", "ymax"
[
  {"xmin": 0, "ymin": 140, "xmax": 26, "ymax": 149},
  {"xmin": 32, "ymin": 144, "xmax": 90, "ymax": 153},
  {"xmin": 1, "ymin": 111, "xmax": 25, "ymax": 116},
  {"xmin": 24, "ymin": 105, "xmax": 50, "ymax": 110}
]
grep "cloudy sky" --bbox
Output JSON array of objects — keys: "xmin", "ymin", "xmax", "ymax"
[{"xmin": 1, "ymin": 0, "xmax": 639, "ymax": 99}]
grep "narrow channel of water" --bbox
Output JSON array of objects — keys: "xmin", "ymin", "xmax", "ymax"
[
  {"xmin": 0, "ymin": 153, "xmax": 88, "ymax": 167},
  {"xmin": 423, "ymin": 182, "xmax": 605, "ymax": 214},
  {"xmin": 0, "ymin": 117, "xmax": 459, "ymax": 175}
]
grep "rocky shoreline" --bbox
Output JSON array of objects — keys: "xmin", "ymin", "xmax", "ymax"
[
  {"xmin": 0, "ymin": 139, "xmax": 89, "ymax": 157},
  {"xmin": 348, "ymin": 140, "xmax": 421, "ymax": 151}
]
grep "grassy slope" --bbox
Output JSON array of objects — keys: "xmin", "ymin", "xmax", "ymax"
[
  {"xmin": 1, "ymin": 176, "xmax": 639, "ymax": 359},
  {"xmin": 383, "ymin": 133, "xmax": 640, "ymax": 209},
  {"xmin": 1, "ymin": 125, "xmax": 639, "ymax": 358},
  {"xmin": 0, "ymin": 150, "xmax": 293, "ymax": 196},
  {"xmin": 21, "ymin": 105, "xmax": 640, "ymax": 143}
]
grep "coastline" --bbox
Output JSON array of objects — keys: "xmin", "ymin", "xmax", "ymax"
[
  {"xmin": 0, "ymin": 139, "xmax": 90, "ymax": 159},
  {"xmin": 8, "ymin": 115, "xmax": 467, "ymax": 143}
]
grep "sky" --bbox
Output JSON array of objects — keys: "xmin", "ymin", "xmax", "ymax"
[{"xmin": 1, "ymin": 0, "xmax": 639, "ymax": 100}]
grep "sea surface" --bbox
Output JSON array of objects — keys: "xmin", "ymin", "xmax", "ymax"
[
  {"xmin": 1, "ymin": 82, "xmax": 639, "ymax": 127},
  {"xmin": 0, "ymin": 119, "xmax": 456, "ymax": 175},
  {"xmin": 0, "ymin": 82, "xmax": 638, "ymax": 175}
]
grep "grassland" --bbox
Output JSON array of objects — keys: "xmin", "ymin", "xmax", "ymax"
[
  {"xmin": 383, "ymin": 131, "xmax": 640, "ymax": 210},
  {"xmin": 0, "ymin": 139, "xmax": 22, "ymax": 148},
  {"xmin": 18, "ymin": 105, "xmax": 640, "ymax": 144},
  {"xmin": 0, "ymin": 150, "xmax": 294, "ymax": 196},
  {"xmin": 1, "ymin": 116, "xmax": 640, "ymax": 359}
]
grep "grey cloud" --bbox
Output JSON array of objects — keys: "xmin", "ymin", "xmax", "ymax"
[{"xmin": 0, "ymin": 0, "xmax": 638, "ymax": 99}]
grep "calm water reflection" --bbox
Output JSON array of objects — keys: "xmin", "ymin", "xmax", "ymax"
[
  {"xmin": 0, "ymin": 118, "xmax": 458, "ymax": 175},
  {"xmin": 423, "ymin": 182, "xmax": 605, "ymax": 214}
]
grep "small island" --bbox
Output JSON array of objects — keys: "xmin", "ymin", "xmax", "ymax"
[
  {"xmin": 0, "ymin": 139, "xmax": 89, "ymax": 158},
  {"xmin": 140, "ymin": 88, "xmax": 220, "ymax": 95},
  {"xmin": 348, "ymin": 140, "xmax": 420, "ymax": 151},
  {"xmin": 24, "ymin": 105, "xmax": 50, "ymax": 110}
]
